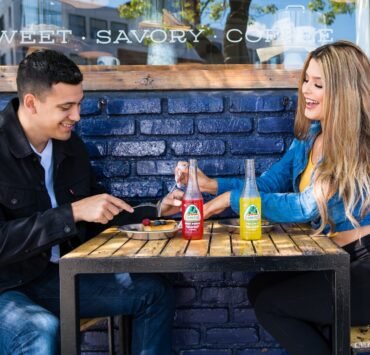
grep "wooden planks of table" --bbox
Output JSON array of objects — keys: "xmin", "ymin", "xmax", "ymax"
[{"xmin": 60, "ymin": 222, "xmax": 350, "ymax": 355}]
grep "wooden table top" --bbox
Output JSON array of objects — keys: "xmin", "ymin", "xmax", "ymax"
[{"xmin": 63, "ymin": 222, "xmax": 345, "ymax": 260}]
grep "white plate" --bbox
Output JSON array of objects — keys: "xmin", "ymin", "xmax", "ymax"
[
  {"xmin": 218, "ymin": 218, "xmax": 275, "ymax": 233},
  {"xmin": 119, "ymin": 223, "xmax": 180, "ymax": 240}
]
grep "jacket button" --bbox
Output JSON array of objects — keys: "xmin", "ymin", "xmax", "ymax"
[
  {"xmin": 64, "ymin": 225, "xmax": 71, "ymax": 233},
  {"xmin": 11, "ymin": 198, "xmax": 18, "ymax": 205}
]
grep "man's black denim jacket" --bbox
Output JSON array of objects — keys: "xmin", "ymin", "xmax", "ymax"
[{"xmin": 0, "ymin": 99, "xmax": 154, "ymax": 292}]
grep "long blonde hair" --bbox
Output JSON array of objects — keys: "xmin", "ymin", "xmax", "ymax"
[{"xmin": 294, "ymin": 41, "xmax": 370, "ymax": 233}]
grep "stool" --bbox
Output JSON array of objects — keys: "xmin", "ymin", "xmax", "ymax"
[
  {"xmin": 80, "ymin": 316, "xmax": 131, "ymax": 355},
  {"xmin": 351, "ymin": 325, "xmax": 370, "ymax": 354}
]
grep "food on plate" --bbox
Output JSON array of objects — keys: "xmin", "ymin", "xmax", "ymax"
[{"xmin": 142, "ymin": 219, "xmax": 177, "ymax": 232}]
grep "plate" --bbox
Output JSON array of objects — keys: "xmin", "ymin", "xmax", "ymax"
[
  {"xmin": 218, "ymin": 218, "xmax": 275, "ymax": 233},
  {"xmin": 119, "ymin": 223, "xmax": 180, "ymax": 240}
]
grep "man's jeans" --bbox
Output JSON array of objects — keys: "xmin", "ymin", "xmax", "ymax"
[{"xmin": 0, "ymin": 263, "xmax": 175, "ymax": 355}]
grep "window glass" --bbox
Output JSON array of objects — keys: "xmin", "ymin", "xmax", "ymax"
[
  {"xmin": 0, "ymin": 0, "xmax": 368, "ymax": 67},
  {"xmin": 69, "ymin": 14, "xmax": 86, "ymax": 37},
  {"xmin": 90, "ymin": 17, "xmax": 107, "ymax": 39},
  {"xmin": 111, "ymin": 21, "xmax": 128, "ymax": 39}
]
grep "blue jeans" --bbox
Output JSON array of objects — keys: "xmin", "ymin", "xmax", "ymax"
[{"xmin": 0, "ymin": 263, "xmax": 175, "ymax": 355}]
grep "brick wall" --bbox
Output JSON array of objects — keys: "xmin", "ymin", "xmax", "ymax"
[
  {"xmin": 75, "ymin": 90, "xmax": 296, "ymax": 207},
  {"xmin": 0, "ymin": 90, "xmax": 296, "ymax": 354}
]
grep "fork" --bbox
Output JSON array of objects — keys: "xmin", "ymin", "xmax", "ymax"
[
  {"xmin": 132, "ymin": 202, "xmax": 158, "ymax": 209},
  {"xmin": 156, "ymin": 182, "xmax": 177, "ymax": 217},
  {"xmin": 157, "ymin": 162, "xmax": 188, "ymax": 217}
]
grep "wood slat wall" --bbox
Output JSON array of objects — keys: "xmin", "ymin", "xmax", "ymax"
[{"xmin": 0, "ymin": 64, "xmax": 301, "ymax": 92}]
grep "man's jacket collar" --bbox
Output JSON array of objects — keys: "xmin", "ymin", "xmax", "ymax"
[{"xmin": 1, "ymin": 98, "xmax": 33, "ymax": 159}]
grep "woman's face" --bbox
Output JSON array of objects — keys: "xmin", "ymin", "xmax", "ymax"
[{"xmin": 302, "ymin": 58, "xmax": 325, "ymax": 121}]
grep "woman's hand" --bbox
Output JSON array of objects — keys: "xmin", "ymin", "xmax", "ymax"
[
  {"xmin": 203, "ymin": 192, "xmax": 231, "ymax": 219},
  {"xmin": 159, "ymin": 188, "xmax": 232, "ymax": 219},
  {"xmin": 159, "ymin": 189, "xmax": 184, "ymax": 216},
  {"xmin": 175, "ymin": 161, "xmax": 218, "ymax": 194}
]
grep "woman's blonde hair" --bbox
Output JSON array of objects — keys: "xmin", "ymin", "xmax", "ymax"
[{"xmin": 294, "ymin": 40, "xmax": 370, "ymax": 233}]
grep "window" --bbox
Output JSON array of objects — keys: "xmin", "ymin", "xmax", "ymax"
[
  {"xmin": 0, "ymin": 0, "xmax": 368, "ymax": 91},
  {"xmin": 111, "ymin": 21, "xmax": 128, "ymax": 39},
  {"xmin": 90, "ymin": 18, "xmax": 108, "ymax": 40},
  {"xmin": 69, "ymin": 14, "xmax": 86, "ymax": 38},
  {"xmin": 8, "ymin": 7, "xmax": 11, "ymax": 28}
]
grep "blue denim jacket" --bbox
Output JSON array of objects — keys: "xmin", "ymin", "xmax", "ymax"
[{"xmin": 217, "ymin": 123, "xmax": 370, "ymax": 234}]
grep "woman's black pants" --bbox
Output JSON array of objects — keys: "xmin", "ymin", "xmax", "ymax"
[{"xmin": 247, "ymin": 234, "xmax": 370, "ymax": 355}]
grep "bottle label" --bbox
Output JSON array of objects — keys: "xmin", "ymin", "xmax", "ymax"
[
  {"xmin": 243, "ymin": 204, "xmax": 260, "ymax": 230},
  {"xmin": 184, "ymin": 204, "xmax": 201, "ymax": 222},
  {"xmin": 182, "ymin": 199, "xmax": 204, "ymax": 239}
]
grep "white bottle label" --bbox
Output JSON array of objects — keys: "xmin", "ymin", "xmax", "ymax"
[
  {"xmin": 184, "ymin": 204, "xmax": 201, "ymax": 222},
  {"xmin": 243, "ymin": 204, "xmax": 260, "ymax": 229}
]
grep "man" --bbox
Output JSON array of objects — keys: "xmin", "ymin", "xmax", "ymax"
[{"xmin": 0, "ymin": 50, "xmax": 174, "ymax": 354}]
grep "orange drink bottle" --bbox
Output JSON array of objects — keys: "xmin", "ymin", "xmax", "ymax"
[
  {"xmin": 240, "ymin": 159, "xmax": 262, "ymax": 240},
  {"xmin": 181, "ymin": 159, "xmax": 204, "ymax": 240}
]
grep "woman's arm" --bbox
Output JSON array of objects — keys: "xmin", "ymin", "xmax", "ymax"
[
  {"xmin": 228, "ymin": 184, "xmax": 319, "ymax": 223},
  {"xmin": 204, "ymin": 184, "xmax": 319, "ymax": 223},
  {"xmin": 217, "ymin": 139, "xmax": 302, "ymax": 196}
]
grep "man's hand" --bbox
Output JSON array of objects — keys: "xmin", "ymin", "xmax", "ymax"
[
  {"xmin": 175, "ymin": 161, "xmax": 218, "ymax": 194},
  {"xmin": 159, "ymin": 189, "xmax": 184, "ymax": 216},
  {"xmin": 204, "ymin": 192, "xmax": 231, "ymax": 219},
  {"xmin": 71, "ymin": 194, "xmax": 134, "ymax": 224}
]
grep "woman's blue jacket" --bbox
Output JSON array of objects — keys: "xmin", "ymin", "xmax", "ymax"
[{"xmin": 216, "ymin": 122, "xmax": 370, "ymax": 234}]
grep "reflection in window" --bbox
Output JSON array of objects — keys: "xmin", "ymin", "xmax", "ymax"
[
  {"xmin": 8, "ymin": 6, "xmax": 12, "ymax": 28},
  {"xmin": 69, "ymin": 14, "xmax": 86, "ymax": 38},
  {"xmin": 21, "ymin": 1, "xmax": 62, "ymax": 28},
  {"xmin": 0, "ymin": 0, "xmax": 368, "ymax": 67},
  {"xmin": 90, "ymin": 17, "xmax": 107, "ymax": 39},
  {"xmin": 111, "ymin": 21, "xmax": 128, "ymax": 39}
]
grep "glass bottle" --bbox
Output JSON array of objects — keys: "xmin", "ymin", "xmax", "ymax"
[
  {"xmin": 240, "ymin": 159, "xmax": 262, "ymax": 240},
  {"xmin": 181, "ymin": 159, "xmax": 204, "ymax": 240}
]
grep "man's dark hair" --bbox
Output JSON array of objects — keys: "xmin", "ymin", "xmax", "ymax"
[{"xmin": 16, "ymin": 49, "xmax": 83, "ymax": 102}]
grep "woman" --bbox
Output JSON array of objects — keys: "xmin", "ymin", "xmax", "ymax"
[{"xmin": 164, "ymin": 41, "xmax": 370, "ymax": 355}]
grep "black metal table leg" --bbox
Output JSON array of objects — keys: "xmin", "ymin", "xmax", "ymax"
[
  {"xmin": 60, "ymin": 261, "xmax": 80, "ymax": 355},
  {"xmin": 108, "ymin": 316, "xmax": 115, "ymax": 355},
  {"xmin": 332, "ymin": 259, "xmax": 351, "ymax": 355}
]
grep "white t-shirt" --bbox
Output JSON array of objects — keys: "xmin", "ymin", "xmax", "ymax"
[{"xmin": 30, "ymin": 140, "xmax": 60, "ymax": 263}]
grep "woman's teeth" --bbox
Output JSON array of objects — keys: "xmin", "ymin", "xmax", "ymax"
[{"xmin": 306, "ymin": 99, "xmax": 319, "ymax": 104}]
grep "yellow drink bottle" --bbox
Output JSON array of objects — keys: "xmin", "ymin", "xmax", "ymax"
[{"xmin": 240, "ymin": 159, "xmax": 262, "ymax": 240}]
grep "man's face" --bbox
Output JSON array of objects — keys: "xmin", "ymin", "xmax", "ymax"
[{"xmin": 32, "ymin": 82, "xmax": 84, "ymax": 142}]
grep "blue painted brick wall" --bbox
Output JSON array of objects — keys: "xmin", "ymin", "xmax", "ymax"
[
  {"xmin": 77, "ymin": 90, "xmax": 296, "ymax": 210},
  {"xmin": 0, "ymin": 90, "xmax": 296, "ymax": 355}
]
